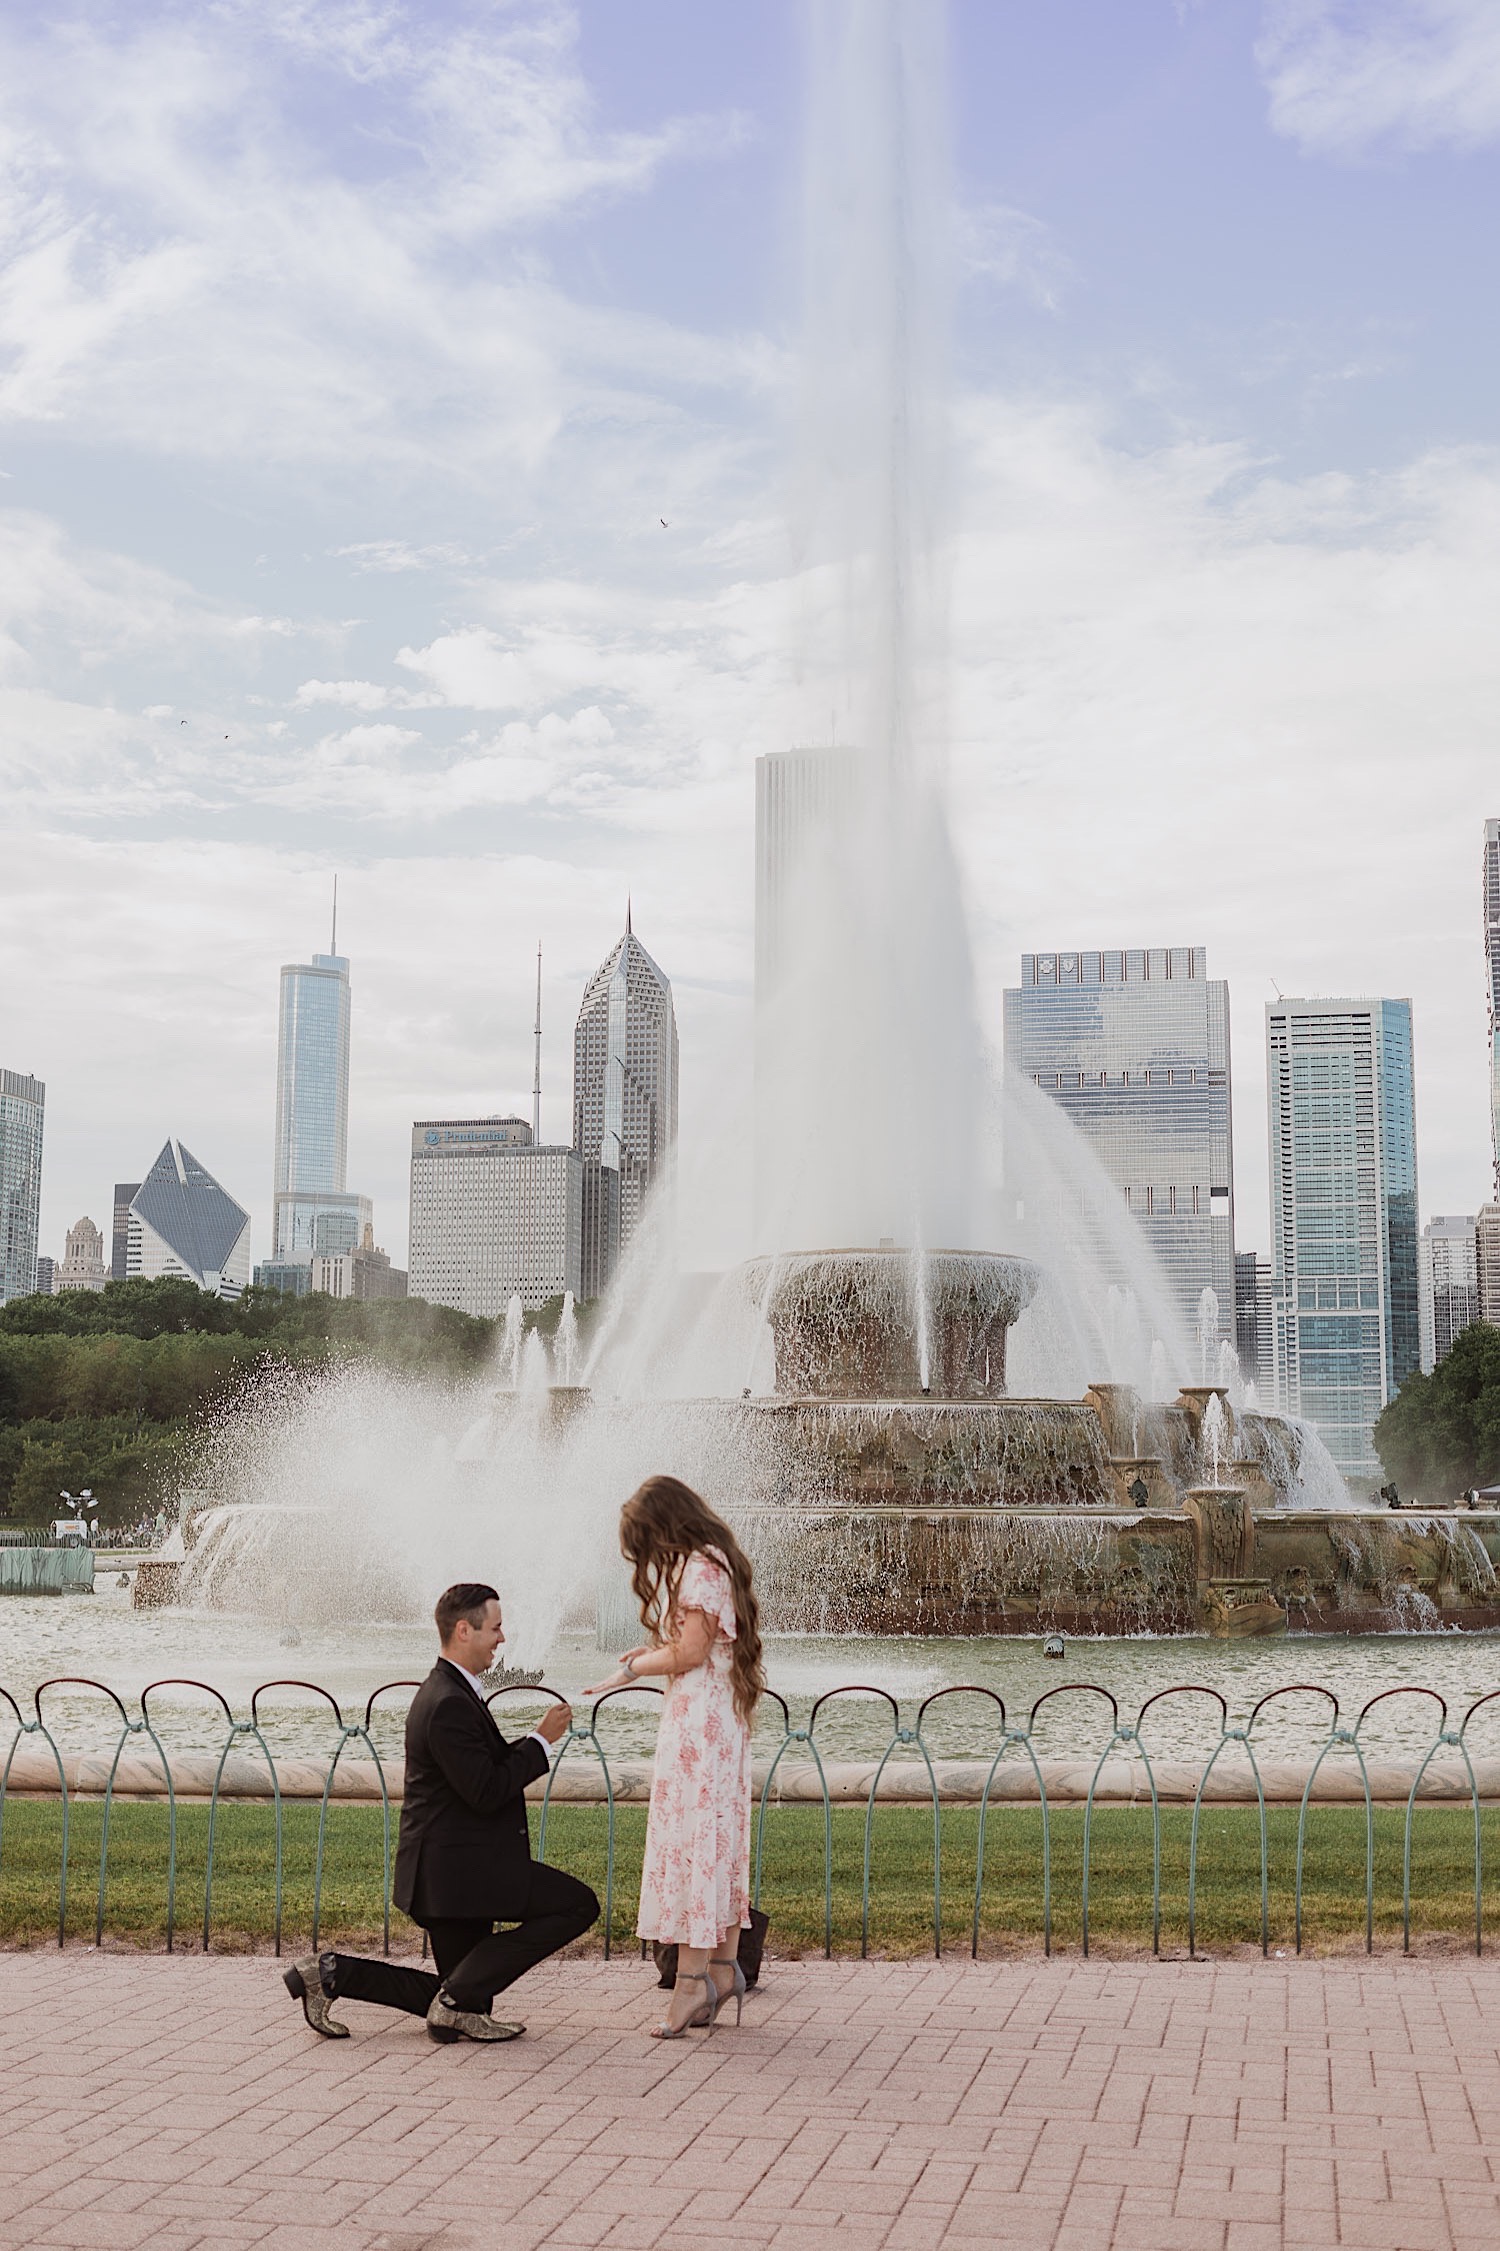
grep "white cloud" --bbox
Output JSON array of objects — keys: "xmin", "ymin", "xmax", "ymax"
[
  {"xmin": 0, "ymin": 2, "xmax": 749, "ymax": 471},
  {"xmin": 1257, "ymin": 0, "xmax": 1500, "ymax": 156},
  {"xmin": 293, "ymin": 678, "xmax": 401, "ymax": 711},
  {"xmin": 959, "ymin": 204, "xmax": 1068, "ymax": 308}
]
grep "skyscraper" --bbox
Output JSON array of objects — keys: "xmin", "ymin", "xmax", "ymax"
[
  {"xmin": 0, "ymin": 1069, "xmax": 45, "ymax": 1303},
  {"xmin": 1479, "ymin": 1206, "xmax": 1500, "ymax": 1326},
  {"xmin": 573, "ymin": 913, "xmax": 679, "ymax": 1298},
  {"xmin": 127, "ymin": 1139, "xmax": 251, "ymax": 1298},
  {"xmin": 1002, "ymin": 948, "xmax": 1236, "ymax": 1345},
  {"xmin": 408, "ymin": 1117, "xmax": 581, "ymax": 1317},
  {"xmin": 1477, "ymin": 823, "xmax": 1486, "ymax": 1197},
  {"xmin": 272, "ymin": 938, "xmax": 370, "ymax": 1261},
  {"xmin": 111, "ymin": 1182, "xmax": 140, "ymax": 1282},
  {"xmin": 1419, "ymin": 1215, "xmax": 1479, "ymax": 1372},
  {"xmin": 1234, "ymin": 1250, "xmax": 1275, "ymax": 1401},
  {"xmin": 1266, "ymin": 997, "xmax": 1419, "ymax": 1484},
  {"xmin": 754, "ymin": 747, "xmax": 863, "ymax": 998}
]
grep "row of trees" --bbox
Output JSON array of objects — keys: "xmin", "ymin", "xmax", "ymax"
[
  {"xmin": 1374, "ymin": 1322, "xmax": 1500, "ymax": 1497},
  {"xmin": 0, "ymin": 1277, "xmax": 505, "ymax": 1525}
]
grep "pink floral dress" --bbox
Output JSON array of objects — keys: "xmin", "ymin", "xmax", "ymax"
[{"xmin": 636, "ymin": 1549, "xmax": 752, "ymax": 1950}]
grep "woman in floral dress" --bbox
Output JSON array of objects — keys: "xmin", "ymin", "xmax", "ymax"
[{"xmin": 587, "ymin": 1475, "xmax": 764, "ymax": 2037}]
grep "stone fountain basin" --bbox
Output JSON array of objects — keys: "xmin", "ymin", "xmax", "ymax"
[{"xmin": 730, "ymin": 1504, "xmax": 1500, "ymax": 1639}]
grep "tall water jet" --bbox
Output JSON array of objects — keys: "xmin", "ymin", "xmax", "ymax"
[{"xmin": 756, "ymin": 0, "xmax": 979, "ymax": 1258}]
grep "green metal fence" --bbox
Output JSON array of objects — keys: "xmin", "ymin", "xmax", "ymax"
[{"xmin": 3, "ymin": 1672, "xmax": 1498, "ymax": 1959}]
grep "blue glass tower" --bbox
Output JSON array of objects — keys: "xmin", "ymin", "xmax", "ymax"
[
  {"xmin": 1266, "ymin": 997, "xmax": 1419, "ymax": 1484},
  {"xmin": 272, "ymin": 948, "xmax": 368, "ymax": 1260}
]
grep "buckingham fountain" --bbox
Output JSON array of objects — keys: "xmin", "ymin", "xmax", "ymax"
[{"xmin": 142, "ymin": 4, "xmax": 1500, "ymax": 1649}]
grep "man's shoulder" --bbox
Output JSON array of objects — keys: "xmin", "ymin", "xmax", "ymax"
[{"xmin": 410, "ymin": 1661, "xmax": 472, "ymax": 1720}]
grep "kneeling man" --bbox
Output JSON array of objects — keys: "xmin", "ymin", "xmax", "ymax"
[{"xmin": 284, "ymin": 1582, "xmax": 597, "ymax": 2043}]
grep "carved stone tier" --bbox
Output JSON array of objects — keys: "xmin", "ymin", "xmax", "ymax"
[{"xmin": 740, "ymin": 1249, "xmax": 1039, "ymax": 1400}]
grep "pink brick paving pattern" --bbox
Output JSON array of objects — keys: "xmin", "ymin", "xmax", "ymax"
[{"xmin": 2, "ymin": 1956, "xmax": 1499, "ymax": 2251}]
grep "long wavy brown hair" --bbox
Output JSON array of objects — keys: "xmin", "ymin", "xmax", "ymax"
[{"xmin": 620, "ymin": 1475, "xmax": 764, "ymax": 1723}]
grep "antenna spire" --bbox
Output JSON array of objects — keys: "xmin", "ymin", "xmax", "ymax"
[
  {"xmin": 331, "ymin": 874, "xmax": 338, "ymax": 956},
  {"xmin": 532, "ymin": 942, "xmax": 543, "ymax": 1144},
  {"xmin": 626, "ymin": 895, "xmax": 632, "ymax": 937}
]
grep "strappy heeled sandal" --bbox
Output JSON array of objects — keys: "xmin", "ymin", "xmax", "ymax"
[
  {"xmin": 709, "ymin": 1955, "xmax": 747, "ymax": 2026},
  {"xmin": 650, "ymin": 1968, "xmax": 717, "ymax": 2039}
]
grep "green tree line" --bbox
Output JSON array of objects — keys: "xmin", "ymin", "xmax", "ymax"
[
  {"xmin": 1375, "ymin": 1321, "xmax": 1500, "ymax": 1497},
  {"xmin": 0, "ymin": 1277, "xmax": 501, "ymax": 1526}
]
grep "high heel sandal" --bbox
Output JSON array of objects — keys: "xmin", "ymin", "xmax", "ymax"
[
  {"xmin": 650, "ymin": 1969, "xmax": 717, "ymax": 2040},
  {"xmin": 709, "ymin": 1956, "xmax": 747, "ymax": 2026}
]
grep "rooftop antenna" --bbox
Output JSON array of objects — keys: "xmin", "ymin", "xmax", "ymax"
[
  {"xmin": 532, "ymin": 942, "xmax": 543, "ymax": 1144},
  {"xmin": 626, "ymin": 895, "xmax": 632, "ymax": 937},
  {"xmin": 331, "ymin": 874, "xmax": 338, "ymax": 956}
]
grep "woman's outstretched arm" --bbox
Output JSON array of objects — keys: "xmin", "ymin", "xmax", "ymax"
[{"xmin": 585, "ymin": 1607, "xmax": 714, "ymax": 1696}]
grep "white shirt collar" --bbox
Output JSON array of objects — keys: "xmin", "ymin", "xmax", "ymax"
[{"xmin": 441, "ymin": 1654, "xmax": 488, "ymax": 1699}]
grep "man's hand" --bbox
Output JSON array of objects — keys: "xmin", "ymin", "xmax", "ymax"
[{"xmin": 535, "ymin": 1699, "xmax": 572, "ymax": 1744}]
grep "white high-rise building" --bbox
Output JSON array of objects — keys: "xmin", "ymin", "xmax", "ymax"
[
  {"xmin": 1003, "ymin": 947, "xmax": 1236, "ymax": 1350},
  {"xmin": 572, "ymin": 914, "xmax": 678, "ymax": 1298},
  {"xmin": 272, "ymin": 934, "xmax": 371, "ymax": 1262},
  {"xmin": 0, "ymin": 1068, "xmax": 44, "ymax": 1303},
  {"xmin": 408, "ymin": 1118, "xmax": 582, "ymax": 1318},
  {"xmin": 1419, "ymin": 1215, "xmax": 1480, "ymax": 1372},
  {"xmin": 56, "ymin": 1216, "xmax": 108, "ymax": 1293},
  {"xmin": 127, "ymin": 1140, "xmax": 251, "ymax": 1299}
]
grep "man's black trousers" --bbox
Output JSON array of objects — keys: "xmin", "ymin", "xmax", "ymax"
[{"xmin": 324, "ymin": 1862, "xmax": 599, "ymax": 2017}]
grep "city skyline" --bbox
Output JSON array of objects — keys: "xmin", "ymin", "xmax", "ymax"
[{"xmin": 5, "ymin": 5, "xmax": 1500, "ymax": 1286}]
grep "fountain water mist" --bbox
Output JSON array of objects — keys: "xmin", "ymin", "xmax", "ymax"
[{"xmin": 554, "ymin": 1292, "xmax": 580, "ymax": 1386}]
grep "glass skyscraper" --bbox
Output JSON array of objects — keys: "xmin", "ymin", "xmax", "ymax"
[
  {"xmin": 0, "ymin": 1068, "xmax": 45, "ymax": 1303},
  {"xmin": 1002, "ymin": 947, "xmax": 1235, "ymax": 1347},
  {"xmin": 1266, "ymin": 997, "xmax": 1419, "ymax": 1484},
  {"xmin": 272, "ymin": 948, "xmax": 369, "ymax": 1261}
]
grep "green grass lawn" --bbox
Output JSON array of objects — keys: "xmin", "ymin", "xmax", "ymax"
[{"xmin": 1, "ymin": 1799, "xmax": 1496, "ymax": 1955}]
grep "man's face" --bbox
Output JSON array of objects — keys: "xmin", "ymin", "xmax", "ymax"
[{"xmin": 450, "ymin": 1598, "xmax": 505, "ymax": 1673}]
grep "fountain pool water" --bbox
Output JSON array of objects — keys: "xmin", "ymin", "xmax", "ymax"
[{"xmin": 9, "ymin": 1577, "xmax": 1500, "ymax": 1764}]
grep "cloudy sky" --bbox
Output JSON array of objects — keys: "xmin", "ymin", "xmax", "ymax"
[{"xmin": 4, "ymin": 0, "xmax": 1499, "ymax": 1273}]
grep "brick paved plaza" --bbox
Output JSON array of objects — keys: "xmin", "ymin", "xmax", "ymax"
[{"xmin": 2, "ymin": 1951, "xmax": 1499, "ymax": 2250}]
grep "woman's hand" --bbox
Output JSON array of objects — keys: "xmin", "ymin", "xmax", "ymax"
[{"xmin": 582, "ymin": 1666, "xmax": 638, "ymax": 1698}]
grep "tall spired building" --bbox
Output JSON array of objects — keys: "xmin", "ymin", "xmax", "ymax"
[
  {"xmin": 572, "ymin": 911, "xmax": 679, "ymax": 1298},
  {"xmin": 271, "ymin": 911, "xmax": 371, "ymax": 1263}
]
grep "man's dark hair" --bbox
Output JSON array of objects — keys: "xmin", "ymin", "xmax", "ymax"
[{"xmin": 434, "ymin": 1582, "xmax": 499, "ymax": 1641}]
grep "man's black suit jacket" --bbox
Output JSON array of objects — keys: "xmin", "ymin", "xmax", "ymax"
[{"xmin": 393, "ymin": 1658, "xmax": 551, "ymax": 1923}]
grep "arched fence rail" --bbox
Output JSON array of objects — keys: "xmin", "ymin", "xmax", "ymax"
[{"xmin": 5, "ymin": 1673, "xmax": 1500, "ymax": 1959}]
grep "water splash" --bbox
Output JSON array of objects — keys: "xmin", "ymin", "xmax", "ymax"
[
  {"xmin": 554, "ymin": 1291, "xmax": 580, "ymax": 1386},
  {"xmin": 1197, "ymin": 1288, "xmax": 1220, "ymax": 1382},
  {"xmin": 499, "ymin": 1294, "xmax": 524, "ymax": 1389},
  {"xmin": 1200, "ymin": 1393, "xmax": 1228, "ymax": 1488}
]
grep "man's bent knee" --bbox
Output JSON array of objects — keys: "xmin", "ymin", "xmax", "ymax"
[{"xmin": 566, "ymin": 1878, "xmax": 600, "ymax": 1935}]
